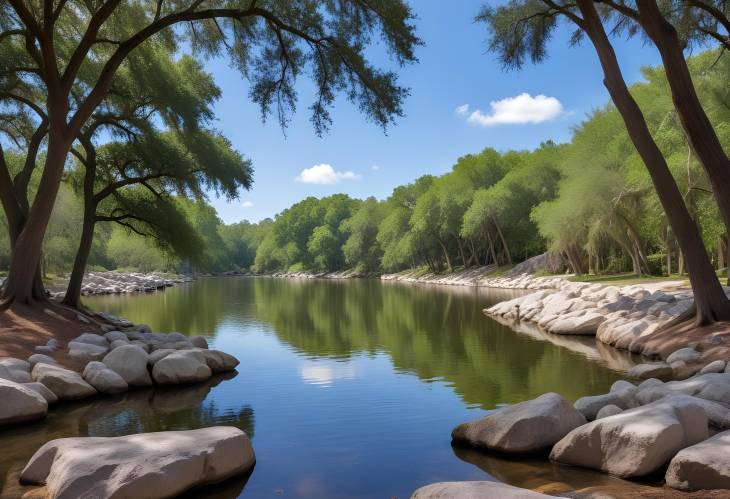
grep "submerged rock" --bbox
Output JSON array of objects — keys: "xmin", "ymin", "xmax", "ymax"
[
  {"xmin": 20, "ymin": 426, "xmax": 255, "ymax": 499},
  {"xmin": 452, "ymin": 392, "xmax": 585, "ymax": 454},
  {"xmin": 411, "ymin": 481, "xmax": 556, "ymax": 498},
  {"xmin": 666, "ymin": 430, "xmax": 730, "ymax": 491},
  {"xmin": 0, "ymin": 378, "xmax": 47, "ymax": 425},
  {"xmin": 550, "ymin": 395, "xmax": 708, "ymax": 478}
]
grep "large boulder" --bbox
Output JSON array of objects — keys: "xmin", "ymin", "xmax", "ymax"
[
  {"xmin": 67, "ymin": 341, "xmax": 108, "ymax": 362},
  {"xmin": 190, "ymin": 336, "xmax": 209, "ymax": 349},
  {"xmin": 82, "ymin": 362, "xmax": 128, "ymax": 395},
  {"xmin": 0, "ymin": 357, "xmax": 31, "ymax": 383},
  {"xmin": 152, "ymin": 350, "xmax": 212, "ymax": 385},
  {"xmin": 452, "ymin": 392, "xmax": 585, "ymax": 454},
  {"xmin": 22, "ymin": 382, "xmax": 58, "ymax": 404},
  {"xmin": 31, "ymin": 363, "xmax": 97, "ymax": 401},
  {"xmin": 411, "ymin": 481, "xmax": 557, "ymax": 499},
  {"xmin": 550, "ymin": 396, "xmax": 708, "ymax": 478},
  {"xmin": 102, "ymin": 345, "xmax": 152, "ymax": 386},
  {"xmin": 628, "ymin": 362, "xmax": 672, "ymax": 380},
  {"xmin": 201, "ymin": 350, "xmax": 240, "ymax": 373},
  {"xmin": 666, "ymin": 430, "xmax": 730, "ymax": 491},
  {"xmin": 0, "ymin": 378, "xmax": 47, "ymax": 425},
  {"xmin": 20, "ymin": 426, "xmax": 255, "ymax": 499}
]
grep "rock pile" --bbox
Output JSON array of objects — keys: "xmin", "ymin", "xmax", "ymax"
[
  {"xmin": 79, "ymin": 271, "xmax": 192, "ymax": 296},
  {"xmin": 381, "ymin": 268, "xmax": 566, "ymax": 289}
]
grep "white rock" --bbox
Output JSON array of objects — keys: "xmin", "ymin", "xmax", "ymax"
[
  {"xmin": 201, "ymin": 350, "xmax": 240, "ymax": 373},
  {"xmin": 0, "ymin": 357, "xmax": 31, "ymax": 383},
  {"xmin": 71, "ymin": 333, "xmax": 109, "ymax": 348},
  {"xmin": 667, "ymin": 347, "xmax": 700, "ymax": 365},
  {"xmin": 152, "ymin": 350, "xmax": 212, "ymax": 385},
  {"xmin": 28, "ymin": 354, "xmax": 58, "ymax": 368},
  {"xmin": 22, "ymin": 382, "xmax": 58, "ymax": 404},
  {"xmin": 190, "ymin": 336, "xmax": 209, "ymax": 349},
  {"xmin": 596, "ymin": 404, "xmax": 623, "ymax": 419},
  {"xmin": 0, "ymin": 378, "xmax": 47, "ymax": 425},
  {"xmin": 31, "ymin": 363, "xmax": 97, "ymax": 401},
  {"xmin": 451, "ymin": 392, "xmax": 585, "ymax": 453},
  {"xmin": 699, "ymin": 360, "xmax": 726, "ymax": 375},
  {"xmin": 82, "ymin": 361, "xmax": 128, "ymax": 395},
  {"xmin": 550, "ymin": 396, "xmax": 708, "ymax": 478},
  {"xmin": 666, "ymin": 429, "xmax": 730, "ymax": 491},
  {"xmin": 411, "ymin": 481, "xmax": 556, "ymax": 499},
  {"xmin": 20, "ymin": 426, "xmax": 255, "ymax": 499},
  {"xmin": 102, "ymin": 345, "xmax": 151, "ymax": 386},
  {"xmin": 67, "ymin": 341, "xmax": 108, "ymax": 362}
]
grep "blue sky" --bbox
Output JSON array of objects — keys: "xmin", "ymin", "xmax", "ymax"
[{"xmin": 204, "ymin": 0, "xmax": 663, "ymax": 224}]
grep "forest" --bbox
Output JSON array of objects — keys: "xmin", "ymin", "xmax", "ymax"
[{"xmin": 6, "ymin": 49, "xmax": 725, "ymax": 281}]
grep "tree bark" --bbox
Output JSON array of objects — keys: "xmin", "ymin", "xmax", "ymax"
[
  {"xmin": 491, "ymin": 214, "xmax": 512, "ymax": 265},
  {"xmin": 577, "ymin": 0, "xmax": 730, "ymax": 325},
  {"xmin": 485, "ymin": 228, "xmax": 498, "ymax": 266},
  {"xmin": 437, "ymin": 238, "xmax": 453, "ymax": 272},
  {"xmin": 62, "ymin": 211, "xmax": 96, "ymax": 308},
  {"xmin": 636, "ymin": 1, "xmax": 730, "ymax": 238}
]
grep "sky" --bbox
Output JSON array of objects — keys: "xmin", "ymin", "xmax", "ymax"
[{"xmin": 203, "ymin": 0, "xmax": 663, "ymax": 224}]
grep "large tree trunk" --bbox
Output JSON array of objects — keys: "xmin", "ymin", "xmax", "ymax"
[
  {"xmin": 577, "ymin": 0, "xmax": 730, "ymax": 325},
  {"xmin": 437, "ymin": 238, "xmax": 453, "ymax": 272},
  {"xmin": 491, "ymin": 214, "xmax": 512, "ymax": 265},
  {"xmin": 485, "ymin": 228, "xmax": 498, "ymax": 266},
  {"xmin": 2, "ymin": 131, "xmax": 70, "ymax": 305},
  {"xmin": 455, "ymin": 234, "xmax": 468, "ymax": 268},
  {"xmin": 636, "ymin": 1, "xmax": 730, "ymax": 237}
]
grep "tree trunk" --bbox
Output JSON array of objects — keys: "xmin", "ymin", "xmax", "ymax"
[
  {"xmin": 63, "ymin": 211, "xmax": 96, "ymax": 309},
  {"xmin": 2, "ymin": 127, "xmax": 71, "ymax": 305},
  {"xmin": 636, "ymin": 1, "xmax": 730, "ymax": 238},
  {"xmin": 718, "ymin": 236, "xmax": 726, "ymax": 272},
  {"xmin": 491, "ymin": 214, "xmax": 512, "ymax": 265},
  {"xmin": 485, "ymin": 228, "xmax": 498, "ymax": 266},
  {"xmin": 577, "ymin": 0, "xmax": 730, "ymax": 325},
  {"xmin": 455, "ymin": 235, "xmax": 468, "ymax": 268},
  {"xmin": 437, "ymin": 238, "xmax": 453, "ymax": 272}
]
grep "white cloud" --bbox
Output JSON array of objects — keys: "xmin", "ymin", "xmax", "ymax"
[
  {"xmin": 459, "ymin": 93, "xmax": 564, "ymax": 127},
  {"xmin": 296, "ymin": 163, "xmax": 361, "ymax": 185},
  {"xmin": 240, "ymin": 200, "xmax": 254, "ymax": 208},
  {"xmin": 371, "ymin": 165, "xmax": 380, "ymax": 171}
]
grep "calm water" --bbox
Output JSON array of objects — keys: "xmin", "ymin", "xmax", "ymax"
[{"xmin": 1, "ymin": 277, "xmax": 640, "ymax": 498}]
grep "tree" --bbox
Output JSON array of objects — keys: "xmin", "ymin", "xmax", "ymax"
[
  {"xmin": 478, "ymin": 0, "xmax": 730, "ymax": 324},
  {"xmin": 0, "ymin": 0, "xmax": 420, "ymax": 305},
  {"xmin": 341, "ymin": 198, "xmax": 385, "ymax": 273}
]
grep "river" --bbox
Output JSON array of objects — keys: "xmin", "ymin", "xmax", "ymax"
[{"xmin": 1, "ymin": 277, "xmax": 643, "ymax": 498}]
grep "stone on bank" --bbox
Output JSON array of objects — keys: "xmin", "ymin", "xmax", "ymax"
[
  {"xmin": 0, "ymin": 378, "xmax": 47, "ymax": 425},
  {"xmin": 411, "ymin": 481, "xmax": 557, "ymax": 499},
  {"xmin": 665, "ymin": 429, "xmax": 730, "ymax": 491},
  {"xmin": 452, "ymin": 392, "xmax": 585, "ymax": 454},
  {"xmin": 20, "ymin": 426, "xmax": 255, "ymax": 499}
]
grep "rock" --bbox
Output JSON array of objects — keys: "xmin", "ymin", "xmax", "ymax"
[
  {"xmin": 637, "ymin": 378, "xmax": 664, "ymax": 391},
  {"xmin": 666, "ymin": 430, "xmax": 730, "ymax": 491},
  {"xmin": 574, "ymin": 387, "xmax": 638, "ymax": 421},
  {"xmin": 550, "ymin": 396, "xmax": 708, "ymax": 478},
  {"xmin": 411, "ymin": 481, "xmax": 556, "ymax": 499},
  {"xmin": 152, "ymin": 350, "xmax": 212, "ymax": 385},
  {"xmin": 46, "ymin": 339, "xmax": 60, "ymax": 349},
  {"xmin": 129, "ymin": 340, "xmax": 150, "ymax": 353},
  {"xmin": 610, "ymin": 380, "xmax": 635, "ymax": 393},
  {"xmin": 103, "ymin": 331, "xmax": 128, "ymax": 342},
  {"xmin": 190, "ymin": 336, "xmax": 209, "ymax": 349},
  {"xmin": 596, "ymin": 404, "xmax": 623, "ymax": 419},
  {"xmin": 699, "ymin": 360, "xmax": 726, "ymax": 375},
  {"xmin": 31, "ymin": 363, "xmax": 97, "ymax": 401},
  {"xmin": 0, "ymin": 357, "xmax": 31, "ymax": 383},
  {"xmin": 34, "ymin": 345, "xmax": 56, "ymax": 353},
  {"xmin": 667, "ymin": 347, "xmax": 700, "ymax": 365},
  {"xmin": 22, "ymin": 382, "xmax": 58, "ymax": 404},
  {"xmin": 201, "ymin": 350, "xmax": 240, "ymax": 373},
  {"xmin": 71, "ymin": 333, "xmax": 109, "ymax": 348},
  {"xmin": 547, "ymin": 310, "xmax": 605, "ymax": 335},
  {"xmin": 628, "ymin": 362, "xmax": 672, "ymax": 379},
  {"xmin": 28, "ymin": 354, "xmax": 58, "ymax": 368},
  {"xmin": 20, "ymin": 426, "xmax": 255, "ymax": 499},
  {"xmin": 82, "ymin": 362, "xmax": 128, "ymax": 395},
  {"xmin": 451, "ymin": 392, "xmax": 585, "ymax": 454},
  {"xmin": 0, "ymin": 378, "xmax": 47, "ymax": 425},
  {"xmin": 102, "ymin": 345, "xmax": 151, "ymax": 386},
  {"xmin": 67, "ymin": 341, "xmax": 108, "ymax": 362},
  {"xmin": 695, "ymin": 381, "xmax": 730, "ymax": 405},
  {"xmin": 148, "ymin": 349, "xmax": 175, "ymax": 366},
  {"xmin": 109, "ymin": 339, "xmax": 130, "ymax": 350},
  {"xmin": 167, "ymin": 332, "xmax": 188, "ymax": 342}
]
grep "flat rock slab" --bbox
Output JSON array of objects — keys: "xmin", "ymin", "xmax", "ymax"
[
  {"xmin": 666, "ymin": 429, "xmax": 730, "ymax": 491},
  {"xmin": 452, "ymin": 392, "xmax": 585, "ymax": 454},
  {"xmin": 411, "ymin": 481, "xmax": 558, "ymax": 498},
  {"xmin": 550, "ymin": 395, "xmax": 708, "ymax": 478},
  {"xmin": 20, "ymin": 426, "xmax": 255, "ymax": 499}
]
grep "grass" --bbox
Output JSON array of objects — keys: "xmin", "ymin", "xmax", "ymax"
[{"xmin": 566, "ymin": 271, "xmax": 729, "ymax": 287}]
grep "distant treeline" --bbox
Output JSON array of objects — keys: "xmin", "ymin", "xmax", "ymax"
[{"xmin": 1, "ymin": 50, "xmax": 726, "ymax": 278}]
